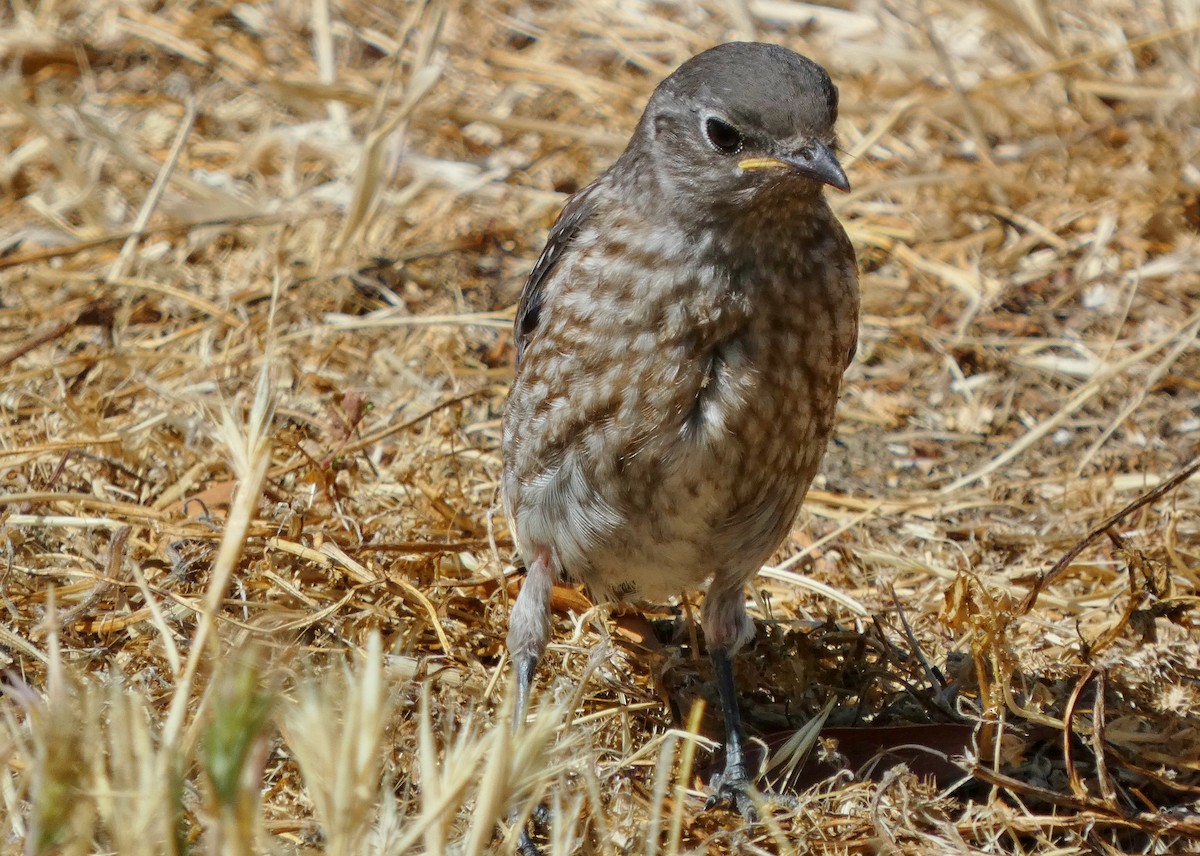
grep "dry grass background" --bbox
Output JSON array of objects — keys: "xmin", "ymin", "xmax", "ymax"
[{"xmin": 1, "ymin": 0, "xmax": 1199, "ymax": 853}]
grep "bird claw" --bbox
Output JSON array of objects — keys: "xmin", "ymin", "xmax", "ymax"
[
  {"xmin": 516, "ymin": 831, "xmax": 541, "ymax": 856},
  {"xmin": 705, "ymin": 765, "xmax": 797, "ymax": 821},
  {"xmin": 514, "ymin": 802, "xmax": 552, "ymax": 855},
  {"xmin": 705, "ymin": 763, "xmax": 758, "ymax": 819}
]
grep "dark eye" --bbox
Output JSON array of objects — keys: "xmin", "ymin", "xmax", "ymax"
[{"xmin": 704, "ymin": 117, "xmax": 743, "ymax": 154}]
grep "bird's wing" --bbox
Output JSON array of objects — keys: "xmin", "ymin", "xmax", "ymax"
[
  {"xmin": 836, "ymin": 224, "xmax": 860, "ymax": 369},
  {"xmin": 513, "ymin": 182, "xmax": 601, "ymax": 366}
]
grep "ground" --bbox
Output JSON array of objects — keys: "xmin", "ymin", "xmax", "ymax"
[{"xmin": 1, "ymin": 0, "xmax": 1198, "ymax": 853}]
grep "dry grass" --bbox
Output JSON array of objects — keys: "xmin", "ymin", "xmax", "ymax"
[{"xmin": 1, "ymin": 0, "xmax": 1199, "ymax": 853}]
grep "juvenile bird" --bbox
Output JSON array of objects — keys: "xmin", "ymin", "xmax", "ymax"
[{"xmin": 501, "ymin": 41, "xmax": 859, "ymax": 818}]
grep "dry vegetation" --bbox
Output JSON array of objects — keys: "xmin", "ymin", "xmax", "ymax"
[{"xmin": 1, "ymin": 0, "xmax": 1199, "ymax": 853}]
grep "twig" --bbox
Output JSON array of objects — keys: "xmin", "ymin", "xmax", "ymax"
[
  {"xmin": 1019, "ymin": 456, "xmax": 1200, "ymax": 614},
  {"xmin": 0, "ymin": 321, "xmax": 73, "ymax": 369},
  {"xmin": 106, "ymin": 97, "xmax": 197, "ymax": 282}
]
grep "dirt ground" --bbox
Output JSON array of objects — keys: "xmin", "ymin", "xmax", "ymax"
[{"xmin": 1, "ymin": 0, "xmax": 1198, "ymax": 853}]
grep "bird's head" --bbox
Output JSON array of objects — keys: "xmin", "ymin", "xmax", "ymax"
[{"xmin": 626, "ymin": 42, "xmax": 849, "ymax": 218}]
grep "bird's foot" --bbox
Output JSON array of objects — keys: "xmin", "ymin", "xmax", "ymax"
[
  {"xmin": 513, "ymin": 803, "xmax": 552, "ymax": 856},
  {"xmin": 516, "ymin": 830, "xmax": 540, "ymax": 856},
  {"xmin": 705, "ymin": 763, "xmax": 797, "ymax": 822}
]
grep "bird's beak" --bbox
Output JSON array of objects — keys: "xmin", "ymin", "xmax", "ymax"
[{"xmin": 738, "ymin": 141, "xmax": 850, "ymax": 192}]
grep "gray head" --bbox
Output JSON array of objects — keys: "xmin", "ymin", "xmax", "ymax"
[{"xmin": 622, "ymin": 42, "xmax": 848, "ymax": 214}]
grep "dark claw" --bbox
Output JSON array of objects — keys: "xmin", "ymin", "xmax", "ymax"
[
  {"xmin": 705, "ymin": 763, "xmax": 798, "ymax": 821},
  {"xmin": 705, "ymin": 762, "xmax": 758, "ymax": 819},
  {"xmin": 517, "ymin": 829, "xmax": 541, "ymax": 856},
  {"xmin": 530, "ymin": 803, "xmax": 553, "ymax": 826},
  {"xmin": 514, "ymin": 801, "xmax": 552, "ymax": 855}
]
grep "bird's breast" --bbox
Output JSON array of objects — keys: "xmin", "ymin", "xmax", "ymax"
[{"xmin": 502, "ymin": 208, "xmax": 856, "ymax": 600}]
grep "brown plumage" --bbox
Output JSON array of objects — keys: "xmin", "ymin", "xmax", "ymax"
[{"xmin": 501, "ymin": 41, "xmax": 859, "ymax": 826}]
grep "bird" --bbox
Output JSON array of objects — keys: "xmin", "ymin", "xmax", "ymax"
[{"xmin": 501, "ymin": 40, "xmax": 859, "ymax": 824}]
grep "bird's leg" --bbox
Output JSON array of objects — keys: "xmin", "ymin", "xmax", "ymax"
[
  {"xmin": 513, "ymin": 653, "xmax": 537, "ymax": 735},
  {"xmin": 701, "ymin": 581, "xmax": 795, "ymax": 820},
  {"xmin": 707, "ymin": 644, "xmax": 758, "ymax": 816},
  {"xmin": 506, "ymin": 550, "xmax": 555, "ymax": 854},
  {"xmin": 508, "ymin": 549, "xmax": 554, "ymax": 730}
]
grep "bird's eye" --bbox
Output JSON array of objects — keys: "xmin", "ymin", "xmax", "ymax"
[{"xmin": 703, "ymin": 117, "xmax": 743, "ymax": 154}]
